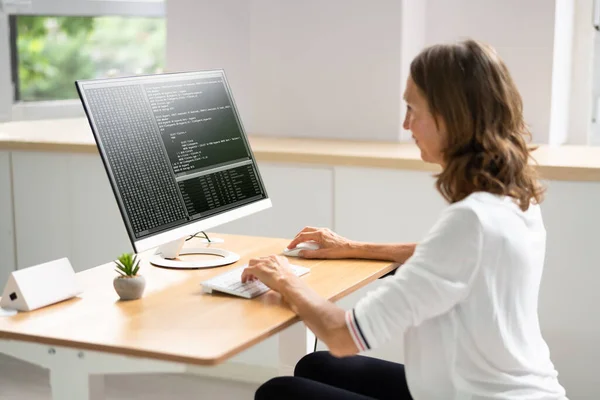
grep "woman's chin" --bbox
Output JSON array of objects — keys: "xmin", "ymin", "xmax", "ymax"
[
  {"xmin": 416, "ymin": 145, "xmax": 437, "ymax": 164},
  {"xmin": 420, "ymin": 152, "xmax": 444, "ymax": 167}
]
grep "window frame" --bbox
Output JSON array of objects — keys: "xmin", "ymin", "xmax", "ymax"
[{"xmin": 0, "ymin": 0, "xmax": 165, "ymax": 122}]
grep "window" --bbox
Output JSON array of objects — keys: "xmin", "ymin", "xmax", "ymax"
[
  {"xmin": 0, "ymin": 0, "xmax": 165, "ymax": 121},
  {"xmin": 13, "ymin": 15, "xmax": 165, "ymax": 102},
  {"xmin": 592, "ymin": 27, "xmax": 600, "ymax": 145}
]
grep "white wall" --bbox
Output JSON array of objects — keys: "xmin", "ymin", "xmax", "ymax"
[
  {"xmin": 549, "ymin": 0, "xmax": 575, "ymax": 145},
  {"xmin": 399, "ymin": 0, "xmax": 427, "ymax": 142},
  {"xmin": 0, "ymin": 13, "xmax": 11, "ymax": 122},
  {"xmin": 167, "ymin": 0, "xmax": 412, "ymax": 142},
  {"xmin": 0, "ymin": 151, "xmax": 15, "ymax": 287},
  {"xmin": 592, "ymin": 30, "xmax": 600, "ymax": 144},
  {"xmin": 167, "ymin": 0, "xmax": 586, "ymax": 145},
  {"xmin": 568, "ymin": 0, "xmax": 595, "ymax": 145},
  {"xmin": 425, "ymin": 0, "xmax": 559, "ymax": 144}
]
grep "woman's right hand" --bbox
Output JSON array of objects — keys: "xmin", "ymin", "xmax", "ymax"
[{"xmin": 286, "ymin": 227, "xmax": 356, "ymax": 259}]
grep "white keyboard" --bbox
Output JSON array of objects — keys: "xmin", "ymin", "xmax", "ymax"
[{"xmin": 201, "ymin": 264, "xmax": 310, "ymax": 299}]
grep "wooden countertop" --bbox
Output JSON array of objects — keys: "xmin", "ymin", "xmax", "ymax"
[
  {"xmin": 0, "ymin": 234, "xmax": 396, "ymax": 366},
  {"xmin": 1, "ymin": 118, "xmax": 599, "ymax": 181}
]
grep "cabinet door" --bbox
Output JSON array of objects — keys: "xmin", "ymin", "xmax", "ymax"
[
  {"xmin": 0, "ymin": 152, "xmax": 16, "ymax": 288},
  {"xmin": 12, "ymin": 151, "xmax": 72, "ymax": 270}
]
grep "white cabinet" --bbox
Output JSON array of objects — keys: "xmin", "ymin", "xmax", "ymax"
[
  {"xmin": 11, "ymin": 151, "xmax": 131, "ymax": 272},
  {"xmin": 10, "ymin": 154, "xmax": 334, "ymax": 274},
  {"xmin": 0, "ymin": 151, "xmax": 15, "ymax": 288},
  {"xmin": 334, "ymin": 166, "xmax": 446, "ymax": 242},
  {"xmin": 537, "ymin": 180, "xmax": 600, "ymax": 399},
  {"xmin": 212, "ymin": 162, "xmax": 334, "ymax": 240}
]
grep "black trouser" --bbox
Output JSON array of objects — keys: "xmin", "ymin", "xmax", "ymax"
[{"xmin": 255, "ymin": 351, "xmax": 414, "ymax": 400}]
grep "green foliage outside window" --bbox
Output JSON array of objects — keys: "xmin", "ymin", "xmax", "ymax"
[{"xmin": 16, "ymin": 16, "xmax": 165, "ymax": 101}]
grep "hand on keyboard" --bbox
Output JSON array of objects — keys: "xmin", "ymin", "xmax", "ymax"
[
  {"xmin": 201, "ymin": 257, "xmax": 309, "ymax": 299},
  {"xmin": 241, "ymin": 255, "xmax": 301, "ymax": 292}
]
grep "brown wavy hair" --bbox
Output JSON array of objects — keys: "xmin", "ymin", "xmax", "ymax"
[{"xmin": 410, "ymin": 39, "xmax": 544, "ymax": 211}]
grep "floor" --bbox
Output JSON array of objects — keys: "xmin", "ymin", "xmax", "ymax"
[{"xmin": 0, "ymin": 353, "xmax": 259, "ymax": 399}]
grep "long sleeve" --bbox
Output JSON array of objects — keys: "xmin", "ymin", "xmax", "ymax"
[{"xmin": 346, "ymin": 205, "xmax": 484, "ymax": 351}]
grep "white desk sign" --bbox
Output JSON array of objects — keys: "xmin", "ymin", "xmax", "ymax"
[{"xmin": 0, "ymin": 258, "xmax": 81, "ymax": 312}]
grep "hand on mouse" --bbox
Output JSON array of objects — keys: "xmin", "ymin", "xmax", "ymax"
[
  {"xmin": 287, "ymin": 227, "xmax": 355, "ymax": 259},
  {"xmin": 241, "ymin": 255, "xmax": 299, "ymax": 292}
]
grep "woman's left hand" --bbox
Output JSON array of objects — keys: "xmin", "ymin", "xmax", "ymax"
[{"xmin": 241, "ymin": 255, "xmax": 298, "ymax": 292}]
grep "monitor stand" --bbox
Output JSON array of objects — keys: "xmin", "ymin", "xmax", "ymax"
[{"xmin": 149, "ymin": 237, "xmax": 240, "ymax": 269}]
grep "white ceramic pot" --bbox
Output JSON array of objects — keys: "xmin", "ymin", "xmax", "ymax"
[{"xmin": 113, "ymin": 275, "xmax": 146, "ymax": 301}]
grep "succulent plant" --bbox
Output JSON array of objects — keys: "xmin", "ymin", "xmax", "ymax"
[{"xmin": 114, "ymin": 253, "xmax": 141, "ymax": 278}]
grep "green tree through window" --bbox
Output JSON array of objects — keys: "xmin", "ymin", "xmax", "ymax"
[{"xmin": 16, "ymin": 16, "xmax": 165, "ymax": 101}]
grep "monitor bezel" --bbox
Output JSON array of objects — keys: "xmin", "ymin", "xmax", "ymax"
[{"xmin": 76, "ymin": 70, "xmax": 271, "ymax": 254}]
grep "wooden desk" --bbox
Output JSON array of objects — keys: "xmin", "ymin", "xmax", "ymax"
[{"xmin": 0, "ymin": 234, "xmax": 397, "ymax": 400}]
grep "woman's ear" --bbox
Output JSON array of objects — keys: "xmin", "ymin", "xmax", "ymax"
[{"xmin": 433, "ymin": 114, "xmax": 448, "ymax": 142}]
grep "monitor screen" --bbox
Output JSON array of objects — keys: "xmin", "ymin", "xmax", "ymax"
[{"xmin": 76, "ymin": 71, "xmax": 270, "ymax": 253}]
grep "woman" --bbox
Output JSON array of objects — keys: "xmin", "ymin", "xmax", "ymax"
[{"xmin": 242, "ymin": 40, "xmax": 568, "ymax": 400}]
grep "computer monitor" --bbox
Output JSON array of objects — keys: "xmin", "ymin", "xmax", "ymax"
[{"xmin": 76, "ymin": 70, "xmax": 271, "ymax": 269}]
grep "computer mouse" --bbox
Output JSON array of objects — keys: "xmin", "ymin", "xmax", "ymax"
[{"xmin": 282, "ymin": 241, "xmax": 320, "ymax": 257}]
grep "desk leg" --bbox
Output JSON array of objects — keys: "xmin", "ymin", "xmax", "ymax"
[
  {"xmin": 278, "ymin": 322, "xmax": 314, "ymax": 376},
  {"xmin": 51, "ymin": 371, "xmax": 104, "ymax": 400}
]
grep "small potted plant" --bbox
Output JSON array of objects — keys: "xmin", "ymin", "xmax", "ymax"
[{"xmin": 113, "ymin": 253, "xmax": 146, "ymax": 301}]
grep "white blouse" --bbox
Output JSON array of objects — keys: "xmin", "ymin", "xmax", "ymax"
[{"xmin": 346, "ymin": 192, "xmax": 567, "ymax": 400}]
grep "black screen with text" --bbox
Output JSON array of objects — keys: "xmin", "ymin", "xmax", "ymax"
[{"xmin": 80, "ymin": 73, "xmax": 266, "ymax": 239}]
